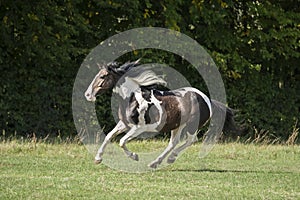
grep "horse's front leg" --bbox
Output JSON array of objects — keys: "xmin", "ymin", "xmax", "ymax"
[
  {"xmin": 94, "ymin": 120, "xmax": 127, "ymax": 164},
  {"xmin": 119, "ymin": 125, "xmax": 156, "ymax": 161},
  {"xmin": 119, "ymin": 126, "xmax": 141, "ymax": 161}
]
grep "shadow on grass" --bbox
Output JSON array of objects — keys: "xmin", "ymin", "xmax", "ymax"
[{"xmin": 169, "ymin": 168, "xmax": 296, "ymax": 174}]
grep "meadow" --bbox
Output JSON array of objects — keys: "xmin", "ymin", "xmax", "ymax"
[{"xmin": 0, "ymin": 140, "xmax": 299, "ymax": 199}]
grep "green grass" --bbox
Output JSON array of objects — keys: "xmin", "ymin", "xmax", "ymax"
[{"xmin": 0, "ymin": 141, "xmax": 299, "ymax": 199}]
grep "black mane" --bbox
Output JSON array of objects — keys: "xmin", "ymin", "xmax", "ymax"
[{"xmin": 107, "ymin": 60, "xmax": 141, "ymax": 75}]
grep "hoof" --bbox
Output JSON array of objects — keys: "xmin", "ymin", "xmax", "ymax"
[
  {"xmin": 130, "ymin": 153, "xmax": 139, "ymax": 161},
  {"xmin": 94, "ymin": 158, "xmax": 102, "ymax": 165},
  {"xmin": 167, "ymin": 157, "xmax": 176, "ymax": 164},
  {"xmin": 148, "ymin": 162, "xmax": 159, "ymax": 169}
]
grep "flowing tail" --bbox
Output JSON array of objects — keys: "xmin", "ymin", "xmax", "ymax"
[{"xmin": 210, "ymin": 99, "xmax": 243, "ymax": 135}]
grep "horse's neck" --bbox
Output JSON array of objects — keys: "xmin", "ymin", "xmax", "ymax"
[{"xmin": 114, "ymin": 78, "xmax": 141, "ymax": 99}]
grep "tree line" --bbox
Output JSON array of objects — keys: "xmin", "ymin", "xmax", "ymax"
[{"xmin": 0, "ymin": 0, "xmax": 299, "ymax": 141}]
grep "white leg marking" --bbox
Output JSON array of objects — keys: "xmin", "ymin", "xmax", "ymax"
[
  {"xmin": 119, "ymin": 125, "xmax": 157, "ymax": 161},
  {"xmin": 94, "ymin": 121, "xmax": 127, "ymax": 164},
  {"xmin": 148, "ymin": 124, "xmax": 186, "ymax": 168},
  {"xmin": 167, "ymin": 132, "xmax": 198, "ymax": 164}
]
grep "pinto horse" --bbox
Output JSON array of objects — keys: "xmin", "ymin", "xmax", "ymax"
[{"xmin": 85, "ymin": 60, "xmax": 240, "ymax": 168}]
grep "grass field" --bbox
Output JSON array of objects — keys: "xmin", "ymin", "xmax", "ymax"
[{"xmin": 0, "ymin": 140, "xmax": 299, "ymax": 199}]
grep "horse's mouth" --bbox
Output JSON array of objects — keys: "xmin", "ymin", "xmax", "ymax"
[
  {"xmin": 85, "ymin": 94, "xmax": 96, "ymax": 102},
  {"xmin": 85, "ymin": 90, "xmax": 97, "ymax": 102},
  {"xmin": 85, "ymin": 90, "xmax": 107, "ymax": 102}
]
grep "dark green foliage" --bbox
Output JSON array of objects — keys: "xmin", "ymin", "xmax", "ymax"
[{"xmin": 0, "ymin": 0, "xmax": 299, "ymax": 140}]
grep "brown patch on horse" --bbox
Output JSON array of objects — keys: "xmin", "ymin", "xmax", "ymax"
[{"xmin": 157, "ymin": 95, "xmax": 182, "ymax": 132}]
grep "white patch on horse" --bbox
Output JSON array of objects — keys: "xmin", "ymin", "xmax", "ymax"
[
  {"xmin": 134, "ymin": 89, "xmax": 149, "ymax": 125},
  {"xmin": 85, "ymin": 72, "xmax": 101, "ymax": 101},
  {"xmin": 133, "ymin": 89, "xmax": 163, "ymax": 129},
  {"xmin": 114, "ymin": 77, "xmax": 140, "ymax": 99},
  {"xmin": 149, "ymin": 90, "xmax": 163, "ymax": 126},
  {"xmin": 181, "ymin": 87, "xmax": 212, "ymax": 117}
]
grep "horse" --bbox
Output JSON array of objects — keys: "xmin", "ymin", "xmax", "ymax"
[{"xmin": 85, "ymin": 60, "xmax": 240, "ymax": 168}]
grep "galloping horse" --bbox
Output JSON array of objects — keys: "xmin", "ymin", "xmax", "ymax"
[{"xmin": 85, "ymin": 60, "xmax": 240, "ymax": 168}]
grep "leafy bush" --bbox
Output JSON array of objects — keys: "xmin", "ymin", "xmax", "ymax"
[{"xmin": 0, "ymin": 0, "xmax": 299, "ymax": 141}]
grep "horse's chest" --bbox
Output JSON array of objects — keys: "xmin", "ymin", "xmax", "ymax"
[
  {"xmin": 119, "ymin": 91, "xmax": 162, "ymax": 127},
  {"xmin": 122, "ymin": 92, "xmax": 182, "ymax": 132}
]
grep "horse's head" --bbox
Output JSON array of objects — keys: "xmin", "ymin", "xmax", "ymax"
[{"xmin": 85, "ymin": 60, "xmax": 140, "ymax": 101}]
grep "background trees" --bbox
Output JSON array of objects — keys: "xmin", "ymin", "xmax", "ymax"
[{"xmin": 0, "ymin": 0, "xmax": 299, "ymax": 141}]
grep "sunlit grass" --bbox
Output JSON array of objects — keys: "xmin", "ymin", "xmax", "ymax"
[{"xmin": 1, "ymin": 140, "xmax": 299, "ymax": 199}]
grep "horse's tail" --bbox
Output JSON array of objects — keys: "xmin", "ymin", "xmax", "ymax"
[{"xmin": 210, "ymin": 99, "xmax": 243, "ymax": 135}]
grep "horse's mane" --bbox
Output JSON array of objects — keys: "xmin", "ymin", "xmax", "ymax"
[
  {"xmin": 107, "ymin": 60, "xmax": 167, "ymax": 88},
  {"xmin": 128, "ymin": 69, "xmax": 167, "ymax": 88}
]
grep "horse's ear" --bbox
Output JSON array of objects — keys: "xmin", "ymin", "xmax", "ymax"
[
  {"xmin": 107, "ymin": 64, "xmax": 120, "ymax": 75},
  {"xmin": 116, "ymin": 59, "xmax": 141, "ymax": 74},
  {"xmin": 107, "ymin": 65, "xmax": 115, "ymax": 72},
  {"xmin": 134, "ymin": 58, "xmax": 141, "ymax": 65},
  {"xmin": 97, "ymin": 63, "xmax": 102, "ymax": 69},
  {"xmin": 103, "ymin": 62, "xmax": 118, "ymax": 73}
]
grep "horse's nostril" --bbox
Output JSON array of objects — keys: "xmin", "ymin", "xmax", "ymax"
[{"xmin": 86, "ymin": 93, "xmax": 90, "ymax": 97}]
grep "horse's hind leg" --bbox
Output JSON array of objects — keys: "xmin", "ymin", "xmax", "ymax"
[
  {"xmin": 95, "ymin": 120, "xmax": 127, "ymax": 164},
  {"xmin": 148, "ymin": 124, "xmax": 185, "ymax": 168},
  {"xmin": 167, "ymin": 132, "xmax": 198, "ymax": 164}
]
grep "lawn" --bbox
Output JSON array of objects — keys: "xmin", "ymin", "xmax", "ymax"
[{"xmin": 0, "ymin": 140, "xmax": 299, "ymax": 199}]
